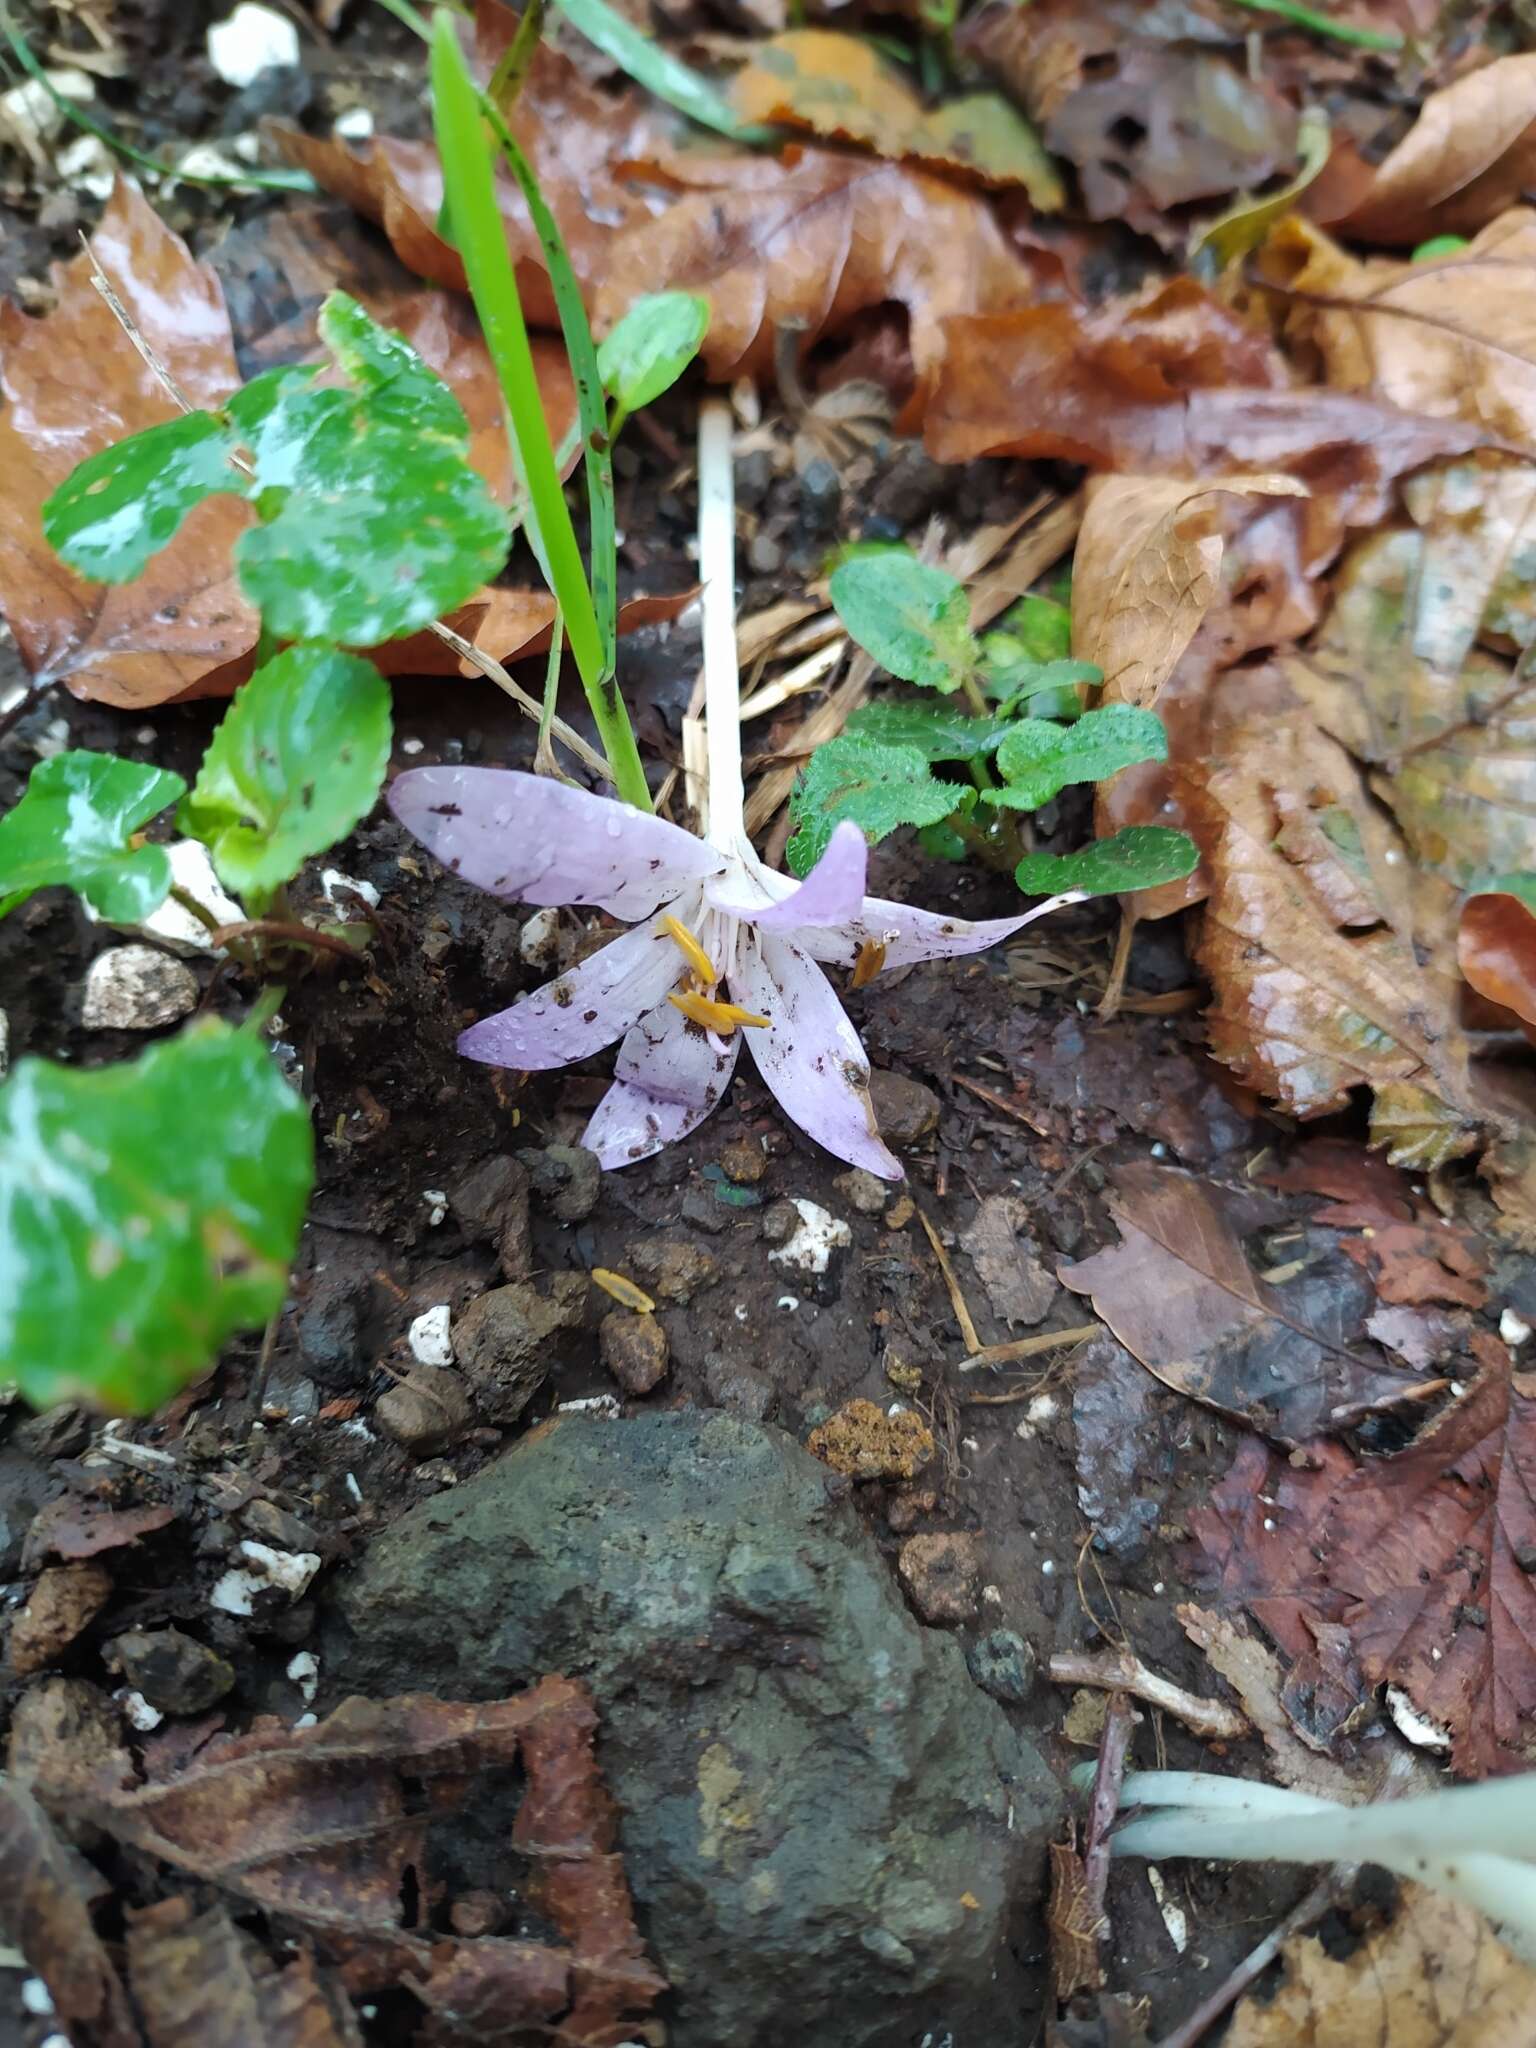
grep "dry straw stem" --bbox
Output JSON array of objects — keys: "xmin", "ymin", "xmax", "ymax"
[{"xmin": 1049, "ymin": 1647, "xmax": 1250, "ymax": 1741}]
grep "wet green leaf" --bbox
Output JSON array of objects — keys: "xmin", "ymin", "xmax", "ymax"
[
  {"xmin": 43, "ymin": 414, "xmax": 239, "ymax": 585},
  {"xmin": 787, "ymin": 734, "xmax": 957, "ymax": 874},
  {"xmin": 846, "ymin": 698, "xmax": 1012, "ymax": 761},
  {"xmin": 986, "ymin": 706, "xmax": 1167, "ymax": 810},
  {"xmin": 0, "ymin": 1020, "xmax": 314, "ymax": 1416},
  {"xmin": 1190, "ymin": 105, "xmax": 1331, "ymax": 278},
  {"xmin": 181, "ymin": 645, "xmax": 391, "ymax": 902},
  {"xmin": 0, "ymin": 751, "xmax": 186, "ymax": 921},
  {"xmin": 599, "ymin": 293, "xmax": 710, "ymax": 422},
  {"xmin": 829, "ymin": 546, "xmax": 977, "ymax": 692},
  {"xmin": 1015, "ymin": 827, "xmax": 1198, "ymax": 897}
]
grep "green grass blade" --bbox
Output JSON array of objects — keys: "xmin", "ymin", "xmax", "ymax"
[
  {"xmin": 430, "ymin": 13, "xmax": 650, "ymax": 811},
  {"xmin": 1225, "ymin": 0, "xmax": 1401, "ymax": 49},
  {"xmin": 553, "ymin": 0, "xmax": 777, "ymax": 143}
]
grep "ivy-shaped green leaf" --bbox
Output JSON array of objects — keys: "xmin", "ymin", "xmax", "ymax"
[
  {"xmin": 846, "ymin": 699, "xmax": 1013, "ymax": 762},
  {"xmin": 829, "ymin": 546, "xmax": 977, "ymax": 692},
  {"xmin": 45, "ymin": 294, "xmax": 510, "ymax": 646},
  {"xmin": 0, "ymin": 751, "xmax": 186, "ymax": 921},
  {"xmin": 984, "ymin": 706, "xmax": 1168, "ymax": 811},
  {"xmin": 1015, "ymin": 827, "xmax": 1199, "ymax": 898},
  {"xmin": 0, "ymin": 1020, "xmax": 314, "ymax": 1416},
  {"xmin": 599, "ymin": 292, "xmax": 710, "ymax": 422},
  {"xmin": 180, "ymin": 645, "xmax": 391, "ymax": 903},
  {"xmin": 786, "ymin": 735, "xmax": 958, "ymax": 875}
]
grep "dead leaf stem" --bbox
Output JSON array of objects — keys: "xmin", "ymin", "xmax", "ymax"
[{"xmin": 1048, "ymin": 1648, "xmax": 1248, "ymax": 1741}]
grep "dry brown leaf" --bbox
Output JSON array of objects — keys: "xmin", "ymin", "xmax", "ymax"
[
  {"xmin": 1046, "ymin": 1835, "xmax": 1102, "ymax": 2002},
  {"xmin": 0, "ymin": 179, "xmax": 261, "ymax": 710},
  {"xmin": 1176, "ymin": 1604, "xmax": 1362, "ymax": 1794},
  {"xmin": 1321, "ymin": 54, "xmax": 1536, "ymax": 246},
  {"xmin": 1226, "ymin": 1883, "xmax": 1536, "ymax": 2046},
  {"xmin": 1061, "ymin": 1160, "xmax": 1422, "ymax": 1445},
  {"xmin": 1190, "ymin": 1332, "xmax": 1536, "ymax": 1777},
  {"xmin": 128, "ymin": 1898, "xmax": 364, "ymax": 2048},
  {"xmin": 0, "ymin": 1782, "xmax": 138, "ymax": 2048},
  {"xmin": 1461, "ymin": 888, "xmax": 1536, "ymax": 1037}
]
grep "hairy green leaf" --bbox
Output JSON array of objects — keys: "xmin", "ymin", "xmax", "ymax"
[
  {"xmin": 181, "ymin": 645, "xmax": 391, "ymax": 902},
  {"xmin": 0, "ymin": 1020, "xmax": 314, "ymax": 1416},
  {"xmin": 829, "ymin": 546, "xmax": 977, "ymax": 692},
  {"xmin": 787, "ymin": 735, "xmax": 958, "ymax": 875},
  {"xmin": 986, "ymin": 706, "xmax": 1168, "ymax": 810},
  {"xmin": 0, "ymin": 751, "xmax": 186, "ymax": 921},
  {"xmin": 1015, "ymin": 827, "xmax": 1199, "ymax": 898},
  {"xmin": 45, "ymin": 293, "xmax": 510, "ymax": 646},
  {"xmin": 846, "ymin": 699, "xmax": 1012, "ymax": 762},
  {"xmin": 599, "ymin": 292, "xmax": 710, "ymax": 422}
]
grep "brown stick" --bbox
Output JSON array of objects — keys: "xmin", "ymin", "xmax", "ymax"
[
  {"xmin": 950, "ymin": 1070, "xmax": 1051, "ymax": 1134},
  {"xmin": 958, "ymin": 1325, "xmax": 1099, "ymax": 1376},
  {"xmin": 208, "ymin": 920, "xmax": 363, "ymax": 962},
  {"xmin": 1082, "ymin": 1692, "xmax": 1136, "ymax": 1956},
  {"xmin": 1048, "ymin": 1649, "xmax": 1248, "ymax": 1742},
  {"xmin": 1152, "ymin": 1870, "xmax": 1340, "ymax": 2048},
  {"xmin": 914, "ymin": 1204, "xmax": 983, "ymax": 1355}
]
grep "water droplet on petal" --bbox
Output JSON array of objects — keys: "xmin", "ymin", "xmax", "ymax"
[{"xmin": 605, "ymin": 816, "xmax": 623, "ymax": 839}]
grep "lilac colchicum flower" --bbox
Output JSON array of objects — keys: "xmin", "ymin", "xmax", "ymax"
[{"xmin": 388, "ymin": 403, "xmax": 1078, "ymax": 1177}]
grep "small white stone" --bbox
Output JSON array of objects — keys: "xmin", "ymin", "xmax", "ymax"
[
  {"xmin": 0, "ymin": 69, "xmax": 93, "ymax": 160},
  {"xmin": 88, "ymin": 837, "xmax": 243, "ymax": 955},
  {"xmin": 400, "ymin": 736, "xmax": 425, "ymax": 756},
  {"xmin": 1040, "ymin": 1559, "xmax": 1055, "ymax": 1576},
  {"xmin": 1501, "ymin": 1307, "xmax": 1532, "ymax": 1347},
  {"xmin": 81, "ymin": 945, "xmax": 198, "ymax": 1031},
  {"xmin": 286, "ymin": 1650, "xmax": 320, "ymax": 1704},
  {"xmin": 321, "ymin": 867, "xmax": 380, "ymax": 915},
  {"xmin": 209, "ymin": 1541, "xmax": 320, "ymax": 1616},
  {"xmin": 1147, "ymin": 1866, "xmax": 1188, "ymax": 1952},
  {"xmin": 21, "ymin": 1978, "xmax": 55, "ymax": 2016},
  {"xmin": 334, "ymin": 105, "xmax": 375, "ymax": 140},
  {"xmin": 776, "ymin": 1294, "xmax": 800, "ymax": 1312},
  {"xmin": 422, "ymin": 1188, "xmax": 449, "ymax": 1226},
  {"xmin": 207, "ymin": 2, "xmax": 299, "ymax": 86},
  {"xmin": 115, "ymin": 1688, "xmax": 163, "ymax": 1732},
  {"xmin": 409, "ymin": 1304, "xmax": 455, "ymax": 1367},
  {"xmin": 519, "ymin": 905, "xmax": 562, "ymax": 969},
  {"xmin": 768, "ymin": 1197, "xmax": 851, "ymax": 1275},
  {"xmin": 174, "ymin": 142, "xmax": 258, "ymax": 185},
  {"xmin": 558, "ymin": 1394, "xmax": 621, "ymax": 1416},
  {"xmin": 982, "ymin": 1584, "xmax": 1003, "ymax": 1606},
  {"xmin": 57, "ymin": 133, "xmax": 115, "ymax": 201},
  {"xmin": 293, "ymin": 1711, "xmax": 318, "ymax": 1729},
  {"xmin": 1386, "ymin": 1683, "xmax": 1451, "ymax": 1752}
]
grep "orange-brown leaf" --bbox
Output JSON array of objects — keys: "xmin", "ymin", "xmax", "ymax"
[{"xmin": 1460, "ymin": 889, "xmax": 1536, "ymax": 1036}]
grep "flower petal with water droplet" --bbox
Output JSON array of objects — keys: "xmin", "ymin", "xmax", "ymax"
[
  {"xmin": 459, "ymin": 903, "xmax": 688, "ymax": 1068},
  {"xmin": 584, "ymin": 991, "xmax": 742, "ymax": 1167}
]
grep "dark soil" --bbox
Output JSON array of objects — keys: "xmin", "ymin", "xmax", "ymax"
[{"xmin": 0, "ymin": 5, "xmax": 1388, "ymax": 2043}]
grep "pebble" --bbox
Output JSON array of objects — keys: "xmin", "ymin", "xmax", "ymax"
[
  {"xmin": 748, "ymin": 533, "xmax": 784, "ymax": 575},
  {"xmin": 207, "ymin": 2, "xmax": 299, "ymax": 87},
  {"xmin": 209, "ymin": 1541, "xmax": 319, "ymax": 1617},
  {"xmin": 766, "ymin": 1198, "xmax": 851, "ymax": 1275},
  {"xmin": 408, "ymin": 1305, "xmax": 455, "ymax": 1367},
  {"xmin": 449, "ymin": 1154, "xmax": 532, "ymax": 1279},
  {"xmin": 600, "ymin": 1310, "xmax": 670, "ymax": 1395},
  {"xmin": 9, "ymin": 1562, "xmax": 112, "ymax": 1674},
  {"xmin": 807, "ymin": 1399, "xmax": 933, "ymax": 1480},
  {"xmin": 897, "ymin": 1533, "xmax": 981, "ymax": 1626},
  {"xmin": 56, "ymin": 134, "xmax": 114, "ymax": 202},
  {"xmin": 703, "ymin": 1351, "xmax": 775, "ymax": 1421},
  {"xmin": 453, "ymin": 1275, "xmax": 588, "ymax": 1420},
  {"xmin": 834, "ymin": 1168, "xmax": 889, "ymax": 1216},
  {"xmin": 627, "ymin": 1237, "xmax": 721, "ymax": 1305},
  {"xmin": 107, "ymin": 1626, "xmax": 234, "ymax": 1715},
  {"xmin": 520, "ymin": 1143, "xmax": 601, "ymax": 1222},
  {"xmin": 867, "ymin": 1070, "xmax": 940, "ymax": 1149},
  {"xmin": 798, "ymin": 457, "xmax": 842, "ymax": 536},
  {"xmin": 81, "ymin": 945, "xmax": 198, "ymax": 1031},
  {"xmin": 719, "ymin": 1135, "xmax": 768, "ymax": 1185},
  {"xmin": 334, "ymin": 104, "xmax": 375, "ymax": 140},
  {"xmin": 965, "ymin": 1628, "xmax": 1037, "ymax": 1706},
  {"xmin": 733, "ymin": 449, "xmax": 775, "ymax": 509},
  {"xmin": 886, "ymin": 1488, "xmax": 938, "ymax": 1533},
  {"xmin": 376, "ymin": 1369, "xmax": 473, "ymax": 1452}
]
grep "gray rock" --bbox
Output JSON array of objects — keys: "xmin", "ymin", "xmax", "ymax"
[
  {"xmin": 323, "ymin": 1413, "xmax": 1060, "ymax": 2048},
  {"xmin": 966, "ymin": 1629, "xmax": 1037, "ymax": 1707},
  {"xmin": 107, "ymin": 1626, "xmax": 234, "ymax": 1715},
  {"xmin": 453, "ymin": 1275, "xmax": 587, "ymax": 1421},
  {"xmin": 449, "ymin": 1155, "xmax": 532, "ymax": 1279},
  {"xmin": 702, "ymin": 1351, "xmax": 775, "ymax": 1421},
  {"xmin": 520, "ymin": 1143, "xmax": 601, "ymax": 1223}
]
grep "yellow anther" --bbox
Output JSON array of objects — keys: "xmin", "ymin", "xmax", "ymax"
[
  {"xmin": 850, "ymin": 938, "xmax": 887, "ymax": 989},
  {"xmin": 668, "ymin": 991, "xmax": 770, "ymax": 1034},
  {"xmin": 662, "ymin": 914, "xmax": 717, "ymax": 987},
  {"xmin": 592, "ymin": 1267, "xmax": 656, "ymax": 1313}
]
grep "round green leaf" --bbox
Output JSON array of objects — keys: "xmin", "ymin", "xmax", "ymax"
[
  {"xmin": 786, "ymin": 733, "xmax": 958, "ymax": 875},
  {"xmin": 987, "ymin": 705, "xmax": 1168, "ymax": 811},
  {"xmin": 0, "ymin": 750, "xmax": 186, "ymax": 920},
  {"xmin": 829, "ymin": 547, "xmax": 977, "ymax": 692},
  {"xmin": 0, "ymin": 1021, "xmax": 314, "ymax": 1416},
  {"xmin": 43, "ymin": 412, "xmax": 240, "ymax": 584},
  {"xmin": 1015, "ymin": 827, "xmax": 1199, "ymax": 898},
  {"xmin": 598, "ymin": 293, "xmax": 710, "ymax": 418},
  {"xmin": 180, "ymin": 645, "xmax": 391, "ymax": 900}
]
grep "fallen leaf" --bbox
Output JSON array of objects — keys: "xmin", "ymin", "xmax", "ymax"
[
  {"xmin": 957, "ymin": 1194, "xmax": 1058, "ymax": 1328},
  {"xmin": 22, "ymin": 1495, "xmax": 178, "ymax": 1570},
  {"xmin": 1342, "ymin": 1220, "xmax": 1488, "ymax": 1311},
  {"xmin": 1182, "ymin": 703, "xmax": 1484, "ymax": 1168},
  {"xmin": 1368, "ymin": 1303, "xmax": 1466, "ymax": 1371},
  {"xmin": 1071, "ymin": 1330, "xmax": 1178, "ymax": 1564},
  {"xmin": 1226, "ymin": 1882, "xmax": 1536, "ymax": 2046},
  {"xmin": 1191, "ymin": 104, "xmax": 1332, "ymax": 278},
  {"xmin": 128, "ymin": 1898, "xmax": 364, "ymax": 2048},
  {"xmin": 1047, "ymin": 1836, "xmax": 1102, "ymax": 2003},
  {"xmin": 376, "ymin": 586, "xmax": 698, "ymax": 680},
  {"xmin": 1285, "ymin": 464, "xmax": 1536, "ymax": 890},
  {"xmin": 1460, "ymin": 885, "xmax": 1536, "ymax": 1036},
  {"xmin": 1176, "ymin": 1603, "xmax": 1361, "ymax": 1796},
  {"xmin": 729, "ymin": 30, "xmax": 1063, "ymax": 202},
  {"xmin": 925, "ymin": 287, "xmax": 1480, "ymax": 489},
  {"xmin": 0, "ymin": 1782, "xmax": 138, "ymax": 2048},
  {"xmin": 1190, "ymin": 1333, "xmax": 1536, "ymax": 1776},
  {"xmin": 1260, "ymin": 1136, "xmax": 1417, "ymax": 1226},
  {"xmin": 0, "ymin": 179, "xmax": 260, "ymax": 710},
  {"xmin": 1320, "ymin": 53, "xmax": 1536, "ymax": 246},
  {"xmin": 1061, "ymin": 1161, "xmax": 1424, "ymax": 1445}
]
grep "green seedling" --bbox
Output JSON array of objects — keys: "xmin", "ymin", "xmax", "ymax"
[{"xmin": 0, "ymin": 753, "xmax": 186, "ymax": 922}]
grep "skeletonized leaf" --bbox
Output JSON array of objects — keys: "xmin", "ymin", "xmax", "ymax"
[
  {"xmin": 986, "ymin": 706, "xmax": 1167, "ymax": 810},
  {"xmin": 181, "ymin": 645, "xmax": 391, "ymax": 902},
  {"xmin": 0, "ymin": 751, "xmax": 186, "ymax": 921},
  {"xmin": 0, "ymin": 1021, "xmax": 314, "ymax": 1416},
  {"xmin": 828, "ymin": 548, "xmax": 976, "ymax": 691},
  {"xmin": 1015, "ymin": 827, "xmax": 1197, "ymax": 898},
  {"xmin": 786, "ymin": 735, "xmax": 957, "ymax": 875}
]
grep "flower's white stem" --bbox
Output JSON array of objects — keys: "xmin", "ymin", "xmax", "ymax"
[{"xmin": 697, "ymin": 398, "xmax": 747, "ymax": 851}]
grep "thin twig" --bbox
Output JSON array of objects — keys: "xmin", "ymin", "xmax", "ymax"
[
  {"xmin": 958, "ymin": 1324, "xmax": 1099, "ymax": 1376},
  {"xmin": 85, "ymin": 236, "xmax": 199, "ymax": 413},
  {"xmin": 914, "ymin": 1204, "xmax": 983, "ymax": 1356},
  {"xmin": 1151, "ymin": 1869, "xmax": 1342, "ymax": 2048},
  {"xmin": 1048, "ymin": 1648, "xmax": 1248, "ymax": 1742},
  {"xmin": 1082, "ymin": 1692, "xmax": 1136, "ymax": 1958},
  {"xmin": 950, "ymin": 1070, "xmax": 1051, "ymax": 1135},
  {"xmin": 209, "ymin": 919, "xmax": 364, "ymax": 962}
]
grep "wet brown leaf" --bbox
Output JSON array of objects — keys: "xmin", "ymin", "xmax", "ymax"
[
  {"xmin": 128, "ymin": 1898, "xmax": 364, "ymax": 2048},
  {"xmin": 22, "ymin": 1496, "xmax": 177, "ymax": 1570},
  {"xmin": 1262, "ymin": 1139, "xmax": 1488, "ymax": 1310},
  {"xmin": 0, "ymin": 1781, "xmax": 138, "ymax": 2048},
  {"xmin": 1460, "ymin": 888, "xmax": 1536, "ymax": 1036},
  {"xmin": 1226, "ymin": 1882, "xmax": 1536, "ymax": 2045},
  {"xmin": 957, "ymin": 1194, "xmax": 1058, "ymax": 1328},
  {"xmin": 1061, "ymin": 1160, "xmax": 1422, "ymax": 1444},
  {"xmin": 729, "ymin": 29, "xmax": 1064, "ymax": 201},
  {"xmin": 1177, "ymin": 1604, "xmax": 1362, "ymax": 1793},
  {"xmin": 1190, "ymin": 1332, "xmax": 1536, "ymax": 1776},
  {"xmin": 1320, "ymin": 54, "xmax": 1536, "ymax": 247},
  {"xmin": 0, "ymin": 179, "xmax": 261, "ymax": 711},
  {"xmin": 377, "ymin": 587, "xmax": 698, "ymax": 681}
]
